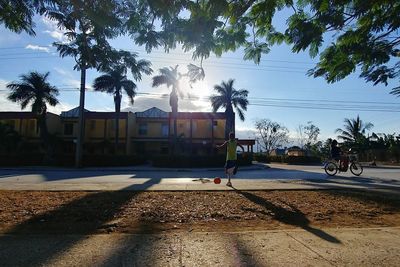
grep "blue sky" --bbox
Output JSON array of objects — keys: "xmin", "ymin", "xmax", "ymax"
[{"xmin": 0, "ymin": 15, "xmax": 399, "ymax": 143}]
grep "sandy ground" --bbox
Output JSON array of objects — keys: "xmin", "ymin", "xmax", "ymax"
[{"xmin": 1, "ymin": 190, "xmax": 399, "ymax": 234}]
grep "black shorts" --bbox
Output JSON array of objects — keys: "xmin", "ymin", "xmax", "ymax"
[{"xmin": 225, "ymin": 160, "xmax": 237, "ymax": 169}]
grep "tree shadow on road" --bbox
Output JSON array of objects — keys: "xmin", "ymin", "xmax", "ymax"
[
  {"xmin": 233, "ymin": 188, "xmax": 341, "ymax": 244},
  {"xmin": 0, "ymin": 177, "xmax": 164, "ymax": 266}
]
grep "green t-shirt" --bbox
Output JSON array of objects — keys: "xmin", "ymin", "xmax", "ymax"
[{"xmin": 226, "ymin": 139, "xmax": 237, "ymax": 161}]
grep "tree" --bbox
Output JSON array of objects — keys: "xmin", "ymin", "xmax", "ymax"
[
  {"xmin": 296, "ymin": 122, "xmax": 320, "ymax": 149},
  {"xmin": 47, "ymin": 0, "xmax": 122, "ymax": 167},
  {"xmin": 152, "ymin": 65, "xmax": 181, "ymax": 145},
  {"xmin": 255, "ymin": 119, "xmax": 289, "ymax": 154},
  {"xmin": 336, "ymin": 115, "xmax": 374, "ymax": 150},
  {"xmin": 7, "ymin": 71, "xmax": 59, "ymax": 146},
  {"xmin": 0, "ymin": 0, "xmax": 52, "ymax": 35},
  {"xmin": 93, "ymin": 62, "xmax": 151, "ymax": 152},
  {"xmin": 4, "ymin": 1, "xmax": 399, "ymax": 94},
  {"xmin": 210, "ymin": 79, "xmax": 249, "ymax": 139}
]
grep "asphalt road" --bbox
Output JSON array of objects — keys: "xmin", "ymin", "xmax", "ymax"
[{"xmin": 0, "ymin": 163, "xmax": 399, "ymax": 191}]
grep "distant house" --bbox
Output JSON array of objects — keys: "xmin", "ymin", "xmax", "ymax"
[
  {"xmin": 286, "ymin": 146, "xmax": 306, "ymax": 156},
  {"xmin": 269, "ymin": 148, "xmax": 286, "ymax": 156}
]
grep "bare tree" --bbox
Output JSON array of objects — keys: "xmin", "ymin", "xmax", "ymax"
[
  {"xmin": 304, "ymin": 121, "xmax": 320, "ymax": 148},
  {"xmin": 296, "ymin": 124, "xmax": 306, "ymax": 149},
  {"xmin": 297, "ymin": 121, "xmax": 320, "ymax": 152},
  {"xmin": 255, "ymin": 119, "xmax": 289, "ymax": 154}
]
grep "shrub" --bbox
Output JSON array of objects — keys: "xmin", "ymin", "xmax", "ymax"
[
  {"xmin": 253, "ymin": 153, "xmax": 269, "ymax": 163},
  {"xmin": 0, "ymin": 153, "xmax": 147, "ymax": 167},
  {"xmin": 252, "ymin": 154, "xmax": 321, "ymax": 164}
]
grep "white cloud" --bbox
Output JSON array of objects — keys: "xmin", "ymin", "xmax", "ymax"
[
  {"xmin": 0, "ymin": 79, "xmax": 21, "ymax": 111},
  {"xmin": 41, "ymin": 16, "xmax": 66, "ymax": 42},
  {"xmin": 235, "ymin": 127, "xmax": 257, "ymax": 140},
  {"xmin": 47, "ymin": 102, "xmax": 74, "ymax": 115},
  {"xmin": 25, "ymin": 44, "xmax": 50, "ymax": 53},
  {"xmin": 53, "ymin": 67, "xmax": 80, "ymax": 88},
  {"xmin": 44, "ymin": 30, "xmax": 65, "ymax": 41}
]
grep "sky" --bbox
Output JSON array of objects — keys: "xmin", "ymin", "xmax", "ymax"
[{"xmin": 0, "ymin": 14, "xmax": 399, "ymax": 144}]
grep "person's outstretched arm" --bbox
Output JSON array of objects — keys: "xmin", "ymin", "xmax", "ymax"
[{"xmin": 216, "ymin": 141, "xmax": 228, "ymax": 149}]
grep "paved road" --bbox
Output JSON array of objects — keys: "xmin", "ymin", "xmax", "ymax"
[
  {"xmin": 1, "ymin": 227, "xmax": 400, "ymax": 266},
  {"xmin": 0, "ymin": 163, "xmax": 399, "ymax": 191}
]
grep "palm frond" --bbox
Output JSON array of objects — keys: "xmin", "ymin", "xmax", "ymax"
[
  {"xmin": 93, "ymin": 75, "xmax": 115, "ymax": 93},
  {"xmin": 121, "ymin": 80, "xmax": 137, "ymax": 105},
  {"xmin": 390, "ymin": 86, "xmax": 400, "ymax": 97},
  {"xmin": 152, "ymin": 75, "xmax": 170, "ymax": 88},
  {"xmin": 45, "ymin": 94, "xmax": 59, "ymax": 106},
  {"xmin": 210, "ymin": 95, "xmax": 224, "ymax": 112},
  {"xmin": 236, "ymin": 108, "xmax": 245, "ymax": 121}
]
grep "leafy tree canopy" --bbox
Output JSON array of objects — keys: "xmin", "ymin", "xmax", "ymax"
[{"xmin": 3, "ymin": 1, "xmax": 399, "ymax": 92}]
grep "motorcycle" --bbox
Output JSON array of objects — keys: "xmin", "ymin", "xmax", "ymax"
[{"xmin": 324, "ymin": 150, "xmax": 363, "ymax": 176}]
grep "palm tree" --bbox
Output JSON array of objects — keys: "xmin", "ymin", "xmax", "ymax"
[
  {"xmin": 335, "ymin": 115, "xmax": 374, "ymax": 149},
  {"xmin": 7, "ymin": 71, "xmax": 59, "ymax": 143},
  {"xmin": 210, "ymin": 79, "xmax": 249, "ymax": 139},
  {"xmin": 48, "ymin": 1, "xmax": 121, "ymax": 167},
  {"xmin": 152, "ymin": 65, "xmax": 181, "ymax": 143},
  {"xmin": 93, "ymin": 67, "xmax": 137, "ymax": 152}
]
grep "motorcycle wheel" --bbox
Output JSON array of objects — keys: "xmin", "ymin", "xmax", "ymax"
[
  {"xmin": 350, "ymin": 162, "xmax": 363, "ymax": 176},
  {"xmin": 324, "ymin": 162, "xmax": 338, "ymax": 176}
]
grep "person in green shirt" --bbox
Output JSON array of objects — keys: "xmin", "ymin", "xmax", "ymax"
[{"xmin": 216, "ymin": 132, "xmax": 245, "ymax": 186}]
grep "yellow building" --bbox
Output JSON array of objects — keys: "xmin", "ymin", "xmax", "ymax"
[
  {"xmin": 0, "ymin": 111, "xmax": 60, "ymax": 140},
  {"xmin": 1, "ymin": 107, "xmax": 255, "ymax": 156},
  {"xmin": 129, "ymin": 107, "xmax": 254, "ymax": 156},
  {"xmin": 60, "ymin": 107, "xmax": 134, "ymax": 155}
]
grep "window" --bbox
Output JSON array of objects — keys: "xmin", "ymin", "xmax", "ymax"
[
  {"xmin": 213, "ymin": 120, "xmax": 218, "ymax": 126},
  {"xmin": 108, "ymin": 120, "xmax": 115, "ymax": 130},
  {"xmin": 64, "ymin": 123, "xmax": 73, "ymax": 135},
  {"xmin": 139, "ymin": 123, "xmax": 147, "ymax": 135},
  {"xmin": 29, "ymin": 120, "xmax": 36, "ymax": 132},
  {"xmin": 161, "ymin": 123, "xmax": 169, "ymax": 137},
  {"xmin": 90, "ymin": 120, "xmax": 96, "ymax": 131}
]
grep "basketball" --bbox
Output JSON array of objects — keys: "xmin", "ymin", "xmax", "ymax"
[{"xmin": 214, "ymin": 177, "xmax": 221, "ymax": 184}]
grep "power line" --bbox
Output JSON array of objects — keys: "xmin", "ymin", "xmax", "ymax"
[
  {"xmin": 0, "ymin": 45, "xmax": 317, "ymax": 65},
  {"xmin": 1, "ymin": 87, "xmax": 399, "ymax": 105}
]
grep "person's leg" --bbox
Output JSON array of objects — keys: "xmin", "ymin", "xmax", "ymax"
[
  {"xmin": 226, "ymin": 170, "xmax": 232, "ymax": 186},
  {"xmin": 233, "ymin": 162, "xmax": 238, "ymax": 175}
]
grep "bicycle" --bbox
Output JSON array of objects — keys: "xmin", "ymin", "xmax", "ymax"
[{"xmin": 324, "ymin": 151, "xmax": 363, "ymax": 176}]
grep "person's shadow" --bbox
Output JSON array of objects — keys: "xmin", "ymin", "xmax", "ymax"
[{"xmin": 233, "ymin": 188, "xmax": 341, "ymax": 244}]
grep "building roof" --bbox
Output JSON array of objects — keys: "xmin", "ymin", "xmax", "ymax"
[
  {"xmin": 0, "ymin": 111, "xmax": 57, "ymax": 119},
  {"xmin": 61, "ymin": 107, "xmax": 128, "ymax": 119},
  {"xmin": 174, "ymin": 112, "xmax": 226, "ymax": 119},
  {"xmin": 61, "ymin": 107, "xmax": 90, "ymax": 118},
  {"xmin": 135, "ymin": 107, "xmax": 168, "ymax": 118}
]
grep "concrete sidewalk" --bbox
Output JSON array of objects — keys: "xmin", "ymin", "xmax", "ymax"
[{"xmin": 1, "ymin": 227, "xmax": 399, "ymax": 266}]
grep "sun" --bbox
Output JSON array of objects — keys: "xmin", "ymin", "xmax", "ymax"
[
  {"xmin": 179, "ymin": 78, "xmax": 213, "ymax": 111},
  {"xmin": 187, "ymin": 79, "xmax": 213, "ymax": 99}
]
